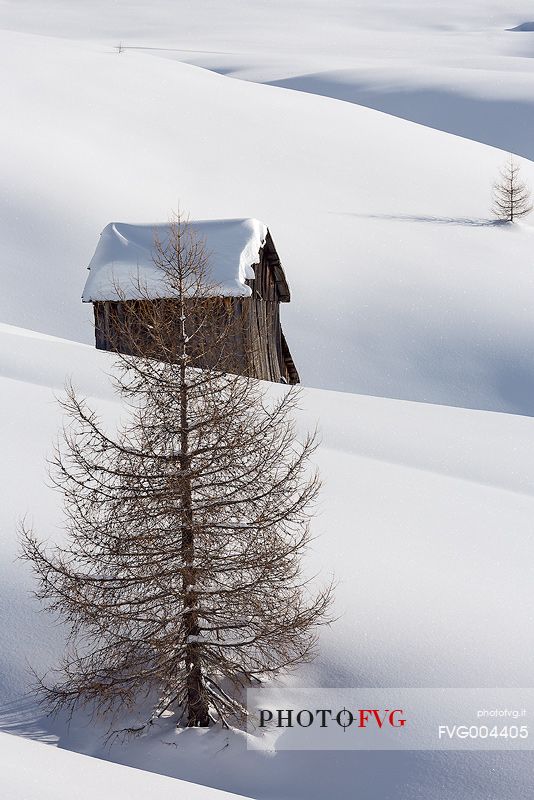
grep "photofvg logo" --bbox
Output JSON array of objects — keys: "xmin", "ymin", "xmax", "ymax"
[
  {"xmin": 246, "ymin": 689, "xmax": 534, "ymax": 751},
  {"xmin": 259, "ymin": 707, "xmax": 406, "ymax": 732}
]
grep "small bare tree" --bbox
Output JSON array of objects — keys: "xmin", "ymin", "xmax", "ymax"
[
  {"xmin": 21, "ymin": 213, "xmax": 331, "ymax": 735},
  {"xmin": 492, "ymin": 155, "xmax": 532, "ymax": 222}
]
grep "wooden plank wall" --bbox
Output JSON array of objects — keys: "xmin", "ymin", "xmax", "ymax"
[{"xmin": 92, "ymin": 245, "xmax": 298, "ymax": 384}]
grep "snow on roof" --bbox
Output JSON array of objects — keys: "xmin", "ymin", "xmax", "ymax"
[{"xmin": 82, "ymin": 218, "xmax": 269, "ymax": 302}]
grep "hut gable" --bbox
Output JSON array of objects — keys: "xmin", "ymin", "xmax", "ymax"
[{"xmin": 82, "ymin": 218, "xmax": 299, "ymax": 384}]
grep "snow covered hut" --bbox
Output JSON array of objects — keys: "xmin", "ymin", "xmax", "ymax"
[{"xmin": 82, "ymin": 218, "xmax": 300, "ymax": 384}]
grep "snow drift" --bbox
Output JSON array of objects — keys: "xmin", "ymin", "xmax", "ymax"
[
  {"xmin": 1, "ymin": 327, "xmax": 533, "ymax": 799},
  {"xmin": 2, "ymin": 2, "xmax": 534, "ymax": 798},
  {"xmin": 2, "ymin": 29, "xmax": 534, "ymax": 413}
]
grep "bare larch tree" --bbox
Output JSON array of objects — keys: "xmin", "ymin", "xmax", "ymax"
[
  {"xmin": 492, "ymin": 155, "xmax": 533, "ymax": 222},
  {"xmin": 21, "ymin": 214, "xmax": 331, "ymax": 734}
]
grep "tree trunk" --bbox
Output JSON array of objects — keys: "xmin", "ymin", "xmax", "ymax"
[{"xmin": 179, "ymin": 337, "xmax": 210, "ymax": 727}]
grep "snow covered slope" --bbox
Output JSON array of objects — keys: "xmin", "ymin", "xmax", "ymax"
[
  {"xmin": 3, "ymin": 1, "xmax": 534, "ymax": 157},
  {"xmin": 2, "ymin": 29, "xmax": 534, "ymax": 414},
  {"xmin": 1, "ymin": 326, "xmax": 534, "ymax": 799},
  {"xmin": 1, "ymin": 732, "xmax": 248, "ymax": 800},
  {"xmin": 2, "ymin": 3, "xmax": 534, "ymax": 797}
]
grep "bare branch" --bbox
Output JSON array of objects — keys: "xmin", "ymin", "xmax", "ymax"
[{"xmin": 20, "ymin": 209, "xmax": 332, "ymax": 734}]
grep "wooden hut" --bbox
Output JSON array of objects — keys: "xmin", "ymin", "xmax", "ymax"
[{"xmin": 82, "ymin": 219, "xmax": 299, "ymax": 384}]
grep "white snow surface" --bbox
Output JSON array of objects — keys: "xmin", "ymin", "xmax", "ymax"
[
  {"xmin": 1, "ymin": 326, "xmax": 534, "ymax": 799},
  {"xmin": 4, "ymin": 1, "xmax": 534, "ymax": 158},
  {"xmin": 1, "ymin": 19, "xmax": 534, "ymax": 412},
  {"xmin": 2, "ymin": 2, "xmax": 534, "ymax": 798},
  {"xmin": 82, "ymin": 219, "xmax": 267, "ymax": 301},
  {"xmin": 1, "ymin": 731, "xmax": 248, "ymax": 800}
]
